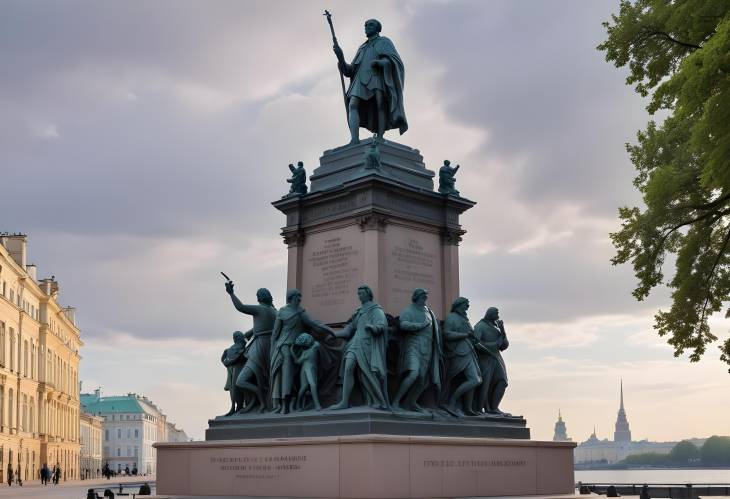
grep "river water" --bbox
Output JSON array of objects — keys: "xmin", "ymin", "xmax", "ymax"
[{"xmin": 575, "ymin": 469, "xmax": 730, "ymax": 484}]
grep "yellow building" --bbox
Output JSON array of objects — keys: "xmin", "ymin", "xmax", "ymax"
[{"xmin": 0, "ymin": 233, "xmax": 82, "ymax": 483}]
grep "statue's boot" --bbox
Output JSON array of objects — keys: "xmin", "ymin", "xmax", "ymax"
[
  {"xmin": 329, "ymin": 401, "xmax": 350, "ymax": 410},
  {"xmin": 489, "ymin": 381, "xmax": 508, "ymax": 416}
]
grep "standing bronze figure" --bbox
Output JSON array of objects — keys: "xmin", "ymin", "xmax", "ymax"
[
  {"xmin": 332, "ymin": 18, "xmax": 408, "ymax": 144},
  {"xmin": 220, "ymin": 331, "xmax": 247, "ymax": 416},
  {"xmin": 392, "ymin": 288, "xmax": 442, "ymax": 412},
  {"xmin": 474, "ymin": 307, "xmax": 510, "ymax": 415},
  {"xmin": 442, "ymin": 297, "xmax": 482, "ymax": 416},
  {"xmin": 224, "ymin": 283, "xmax": 277, "ymax": 413},
  {"xmin": 270, "ymin": 289, "xmax": 335, "ymax": 414},
  {"xmin": 330, "ymin": 285, "xmax": 389, "ymax": 410}
]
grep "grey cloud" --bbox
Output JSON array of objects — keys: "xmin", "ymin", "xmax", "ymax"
[{"xmin": 404, "ymin": 0, "xmax": 647, "ymax": 213}]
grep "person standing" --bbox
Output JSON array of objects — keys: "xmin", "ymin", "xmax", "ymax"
[{"xmin": 6, "ymin": 463, "xmax": 12, "ymax": 486}]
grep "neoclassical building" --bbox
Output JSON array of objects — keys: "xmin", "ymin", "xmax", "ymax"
[
  {"xmin": 80, "ymin": 411, "xmax": 103, "ymax": 478},
  {"xmin": 0, "ymin": 234, "xmax": 82, "ymax": 482},
  {"xmin": 82, "ymin": 389, "xmax": 187, "ymax": 475}
]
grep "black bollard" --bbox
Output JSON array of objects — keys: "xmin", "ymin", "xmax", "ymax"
[{"xmin": 607, "ymin": 485, "xmax": 620, "ymax": 497}]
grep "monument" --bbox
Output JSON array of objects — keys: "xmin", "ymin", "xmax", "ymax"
[{"xmin": 155, "ymin": 13, "xmax": 575, "ymax": 498}]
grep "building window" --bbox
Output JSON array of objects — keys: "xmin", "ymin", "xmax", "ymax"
[
  {"xmin": 117, "ymin": 448, "xmax": 120, "ymax": 457},
  {"xmin": 105, "ymin": 429, "xmax": 109, "ymax": 441},
  {"xmin": 8, "ymin": 389, "xmax": 13, "ymax": 428},
  {"xmin": 117, "ymin": 428, "xmax": 121, "ymax": 439},
  {"xmin": 0, "ymin": 321, "xmax": 5, "ymax": 365},
  {"xmin": 127, "ymin": 428, "xmax": 131, "ymax": 439},
  {"xmin": 134, "ymin": 429, "xmax": 139, "ymax": 439}
]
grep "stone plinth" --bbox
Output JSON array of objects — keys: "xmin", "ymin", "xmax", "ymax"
[
  {"xmin": 206, "ymin": 406, "xmax": 530, "ymax": 440},
  {"xmin": 272, "ymin": 141, "xmax": 475, "ymax": 324},
  {"xmin": 155, "ymin": 434, "xmax": 576, "ymax": 498},
  {"xmin": 310, "ymin": 138, "xmax": 434, "ymax": 192}
]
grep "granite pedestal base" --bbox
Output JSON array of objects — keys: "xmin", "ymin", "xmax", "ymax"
[
  {"xmin": 206, "ymin": 406, "xmax": 530, "ymax": 440},
  {"xmin": 155, "ymin": 434, "xmax": 576, "ymax": 498}
]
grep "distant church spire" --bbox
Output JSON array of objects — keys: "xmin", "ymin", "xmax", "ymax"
[
  {"xmin": 620, "ymin": 379, "xmax": 625, "ymax": 411},
  {"xmin": 553, "ymin": 409, "xmax": 571, "ymax": 441},
  {"xmin": 614, "ymin": 379, "xmax": 632, "ymax": 443}
]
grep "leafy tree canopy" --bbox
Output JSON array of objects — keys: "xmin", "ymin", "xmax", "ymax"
[
  {"xmin": 599, "ymin": 1, "xmax": 730, "ymax": 369},
  {"xmin": 700, "ymin": 435, "xmax": 730, "ymax": 465},
  {"xmin": 669, "ymin": 440, "xmax": 700, "ymax": 463}
]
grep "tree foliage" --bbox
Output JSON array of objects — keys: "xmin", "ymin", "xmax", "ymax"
[
  {"xmin": 700, "ymin": 435, "xmax": 730, "ymax": 465},
  {"xmin": 599, "ymin": 1, "xmax": 730, "ymax": 369},
  {"xmin": 669, "ymin": 440, "xmax": 700, "ymax": 464}
]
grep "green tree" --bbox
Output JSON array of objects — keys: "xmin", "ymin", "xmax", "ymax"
[
  {"xmin": 669, "ymin": 440, "xmax": 700, "ymax": 464},
  {"xmin": 599, "ymin": 1, "xmax": 730, "ymax": 370},
  {"xmin": 623, "ymin": 452, "xmax": 668, "ymax": 466},
  {"xmin": 700, "ymin": 435, "xmax": 730, "ymax": 465}
]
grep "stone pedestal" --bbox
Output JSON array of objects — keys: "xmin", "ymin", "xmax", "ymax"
[
  {"xmin": 272, "ymin": 139, "xmax": 475, "ymax": 323},
  {"xmin": 206, "ymin": 406, "xmax": 530, "ymax": 440},
  {"xmin": 155, "ymin": 435, "xmax": 576, "ymax": 498}
]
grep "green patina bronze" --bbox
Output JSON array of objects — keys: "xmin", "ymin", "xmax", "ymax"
[
  {"xmin": 270, "ymin": 289, "xmax": 334, "ymax": 414},
  {"xmin": 330, "ymin": 285, "xmax": 389, "ymax": 410},
  {"xmin": 292, "ymin": 333, "xmax": 322, "ymax": 411},
  {"xmin": 438, "ymin": 160, "xmax": 460, "ymax": 196},
  {"xmin": 220, "ymin": 330, "xmax": 246, "ymax": 416},
  {"xmin": 442, "ymin": 297, "xmax": 482, "ymax": 416},
  {"xmin": 392, "ymin": 288, "xmax": 443, "ymax": 413},
  {"xmin": 332, "ymin": 18, "xmax": 407, "ymax": 144},
  {"xmin": 224, "ymin": 282, "xmax": 277, "ymax": 414},
  {"xmin": 473, "ymin": 307, "xmax": 510, "ymax": 416},
  {"xmin": 286, "ymin": 161, "xmax": 308, "ymax": 196}
]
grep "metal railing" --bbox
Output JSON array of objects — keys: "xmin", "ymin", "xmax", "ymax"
[
  {"xmin": 85, "ymin": 481, "xmax": 155, "ymax": 498},
  {"xmin": 577, "ymin": 482, "xmax": 730, "ymax": 498}
]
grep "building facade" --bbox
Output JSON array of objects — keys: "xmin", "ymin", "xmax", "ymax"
[
  {"xmin": 81, "ymin": 389, "xmax": 186, "ymax": 476},
  {"xmin": 165, "ymin": 422, "xmax": 189, "ymax": 443},
  {"xmin": 0, "ymin": 234, "xmax": 82, "ymax": 483},
  {"xmin": 574, "ymin": 382, "xmax": 675, "ymax": 464},
  {"xmin": 80, "ymin": 411, "xmax": 103, "ymax": 478}
]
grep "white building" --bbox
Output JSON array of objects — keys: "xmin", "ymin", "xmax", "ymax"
[
  {"xmin": 80, "ymin": 389, "xmax": 185, "ymax": 475},
  {"xmin": 79, "ymin": 411, "xmax": 103, "ymax": 478},
  {"xmin": 165, "ymin": 422, "xmax": 189, "ymax": 443}
]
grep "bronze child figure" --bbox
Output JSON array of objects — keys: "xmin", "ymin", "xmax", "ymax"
[
  {"xmin": 221, "ymin": 331, "xmax": 247, "ymax": 416},
  {"xmin": 292, "ymin": 332, "xmax": 322, "ymax": 411}
]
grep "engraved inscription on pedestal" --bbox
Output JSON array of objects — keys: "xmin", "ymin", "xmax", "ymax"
[
  {"xmin": 300, "ymin": 226, "xmax": 364, "ymax": 322},
  {"xmin": 384, "ymin": 227, "xmax": 443, "ymax": 316}
]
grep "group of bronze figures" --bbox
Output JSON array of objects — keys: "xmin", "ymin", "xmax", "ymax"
[{"xmin": 220, "ymin": 281, "xmax": 509, "ymax": 418}]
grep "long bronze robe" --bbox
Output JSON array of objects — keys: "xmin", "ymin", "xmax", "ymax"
[
  {"xmin": 340, "ymin": 34, "xmax": 408, "ymax": 135},
  {"xmin": 340, "ymin": 301, "xmax": 388, "ymax": 403}
]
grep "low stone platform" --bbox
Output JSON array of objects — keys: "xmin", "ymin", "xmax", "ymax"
[
  {"xmin": 155, "ymin": 434, "xmax": 576, "ymax": 498},
  {"xmin": 206, "ymin": 406, "xmax": 530, "ymax": 440}
]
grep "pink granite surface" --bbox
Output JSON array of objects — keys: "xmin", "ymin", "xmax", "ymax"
[{"xmin": 155, "ymin": 435, "xmax": 575, "ymax": 498}]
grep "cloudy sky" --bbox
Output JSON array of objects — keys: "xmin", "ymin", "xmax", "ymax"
[{"xmin": 2, "ymin": 0, "xmax": 728, "ymax": 442}]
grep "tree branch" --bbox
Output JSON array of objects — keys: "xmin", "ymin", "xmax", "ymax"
[
  {"xmin": 643, "ymin": 28, "xmax": 703, "ymax": 50},
  {"xmin": 673, "ymin": 191, "xmax": 730, "ymax": 212},
  {"xmin": 698, "ymin": 224, "xmax": 730, "ymax": 335}
]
